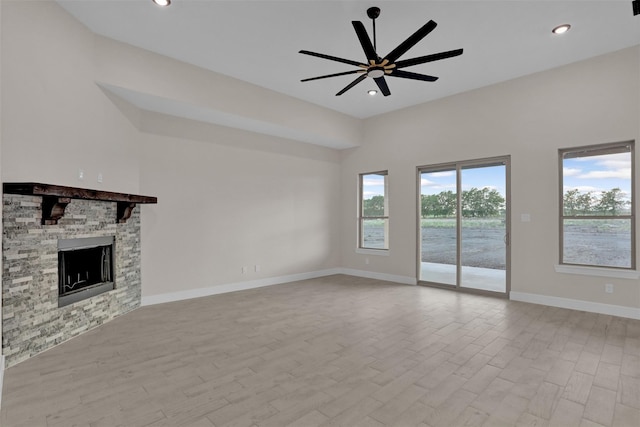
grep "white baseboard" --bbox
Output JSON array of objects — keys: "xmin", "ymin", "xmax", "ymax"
[
  {"xmin": 141, "ymin": 268, "xmax": 343, "ymax": 306},
  {"xmin": 142, "ymin": 268, "xmax": 638, "ymax": 321},
  {"xmin": 141, "ymin": 268, "xmax": 417, "ymax": 306},
  {"xmin": 510, "ymin": 291, "xmax": 640, "ymax": 320}
]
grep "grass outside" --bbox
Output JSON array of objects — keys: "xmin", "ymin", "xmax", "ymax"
[
  {"xmin": 563, "ymin": 218, "xmax": 631, "ymax": 232},
  {"xmin": 421, "ymin": 217, "xmax": 504, "ymax": 228},
  {"xmin": 362, "ymin": 218, "xmax": 505, "ymax": 228}
]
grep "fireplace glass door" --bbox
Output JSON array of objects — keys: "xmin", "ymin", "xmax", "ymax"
[{"xmin": 58, "ymin": 236, "xmax": 115, "ymax": 306}]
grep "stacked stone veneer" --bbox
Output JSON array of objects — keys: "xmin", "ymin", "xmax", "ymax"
[{"xmin": 2, "ymin": 194, "xmax": 141, "ymax": 367}]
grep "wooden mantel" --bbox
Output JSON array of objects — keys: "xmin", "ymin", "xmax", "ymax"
[{"xmin": 3, "ymin": 182, "xmax": 157, "ymax": 225}]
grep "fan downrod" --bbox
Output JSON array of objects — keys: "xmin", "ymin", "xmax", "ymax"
[
  {"xmin": 367, "ymin": 7, "xmax": 381, "ymax": 53},
  {"xmin": 366, "ymin": 7, "xmax": 380, "ymax": 20}
]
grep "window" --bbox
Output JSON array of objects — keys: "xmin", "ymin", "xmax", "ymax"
[
  {"xmin": 560, "ymin": 141, "xmax": 635, "ymax": 269},
  {"xmin": 359, "ymin": 171, "xmax": 388, "ymax": 250}
]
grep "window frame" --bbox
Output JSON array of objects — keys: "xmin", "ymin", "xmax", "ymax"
[
  {"xmin": 358, "ymin": 170, "xmax": 389, "ymax": 251},
  {"xmin": 558, "ymin": 140, "xmax": 636, "ymax": 270}
]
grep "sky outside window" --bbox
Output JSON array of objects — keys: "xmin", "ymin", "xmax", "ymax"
[
  {"xmin": 421, "ymin": 167, "xmax": 505, "ymax": 196},
  {"xmin": 362, "ymin": 174, "xmax": 386, "ymax": 198},
  {"xmin": 563, "ymin": 152, "xmax": 632, "ymax": 204}
]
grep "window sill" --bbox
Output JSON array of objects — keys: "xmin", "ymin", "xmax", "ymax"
[
  {"xmin": 355, "ymin": 248, "xmax": 390, "ymax": 256},
  {"xmin": 555, "ymin": 264, "xmax": 639, "ymax": 280}
]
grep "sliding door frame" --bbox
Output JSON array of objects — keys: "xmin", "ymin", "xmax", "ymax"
[{"xmin": 416, "ymin": 155, "xmax": 511, "ymax": 298}]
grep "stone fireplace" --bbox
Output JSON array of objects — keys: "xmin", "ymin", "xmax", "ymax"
[{"xmin": 2, "ymin": 183, "xmax": 156, "ymax": 367}]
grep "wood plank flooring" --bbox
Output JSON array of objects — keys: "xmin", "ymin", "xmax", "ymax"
[{"xmin": 1, "ymin": 275, "xmax": 639, "ymax": 426}]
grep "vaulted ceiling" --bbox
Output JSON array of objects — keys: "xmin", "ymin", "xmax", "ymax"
[{"xmin": 57, "ymin": 0, "xmax": 640, "ymax": 120}]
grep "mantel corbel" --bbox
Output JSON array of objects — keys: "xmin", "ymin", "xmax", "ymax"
[
  {"xmin": 41, "ymin": 196, "xmax": 71, "ymax": 225},
  {"xmin": 117, "ymin": 202, "xmax": 137, "ymax": 224}
]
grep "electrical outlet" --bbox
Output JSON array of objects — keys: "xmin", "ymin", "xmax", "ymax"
[
  {"xmin": 365, "ymin": 258, "xmax": 370, "ymax": 265},
  {"xmin": 78, "ymin": 169, "xmax": 84, "ymax": 180},
  {"xmin": 605, "ymin": 283, "xmax": 614, "ymax": 294},
  {"xmin": 255, "ymin": 265, "xmax": 261, "ymax": 272},
  {"xmin": 241, "ymin": 266, "xmax": 248, "ymax": 274},
  {"xmin": 97, "ymin": 173, "xmax": 103, "ymax": 183}
]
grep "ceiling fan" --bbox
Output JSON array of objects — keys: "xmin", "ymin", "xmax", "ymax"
[{"xmin": 299, "ymin": 7, "xmax": 463, "ymax": 97}]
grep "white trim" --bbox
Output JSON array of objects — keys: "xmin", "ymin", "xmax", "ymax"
[
  {"xmin": 339, "ymin": 268, "xmax": 417, "ymax": 285},
  {"xmin": 141, "ymin": 268, "xmax": 342, "ymax": 306},
  {"xmin": 142, "ymin": 267, "xmax": 417, "ymax": 306},
  {"xmin": 142, "ymin": 269, "xmax": 636, "ymax": 320},
  {"xmin": 510, "ymin": 291, "xmax": 640, "ymax": 320},
  {"xmin": 355, "ymin": 248, "xmax": 390, "ymax": 256},
  {"xmin": 554, "ymin": 264, "xmax": 639, "ymax": 279}
]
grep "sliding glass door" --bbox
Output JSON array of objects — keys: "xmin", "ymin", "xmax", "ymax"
[{"xmin": 419, "ymin": 157, "xmax": 510, "ymax": 296}]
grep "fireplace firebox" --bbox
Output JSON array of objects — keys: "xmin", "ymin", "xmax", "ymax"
[{"xmin": 58, "ymin": 236, "xmax": 115, "ymax": 307}]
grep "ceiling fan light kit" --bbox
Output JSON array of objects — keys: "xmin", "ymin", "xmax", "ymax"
[
  {"xmin": 152, "ymin": 0, "xmax": 171, "ymax": 7},
  {"xmin": 552, "ymin": 24, "xmax": 571, "ymax": 34},
  {"xmin": 299, "ymin": 7, "xmax": 463, "ymax": 97}
]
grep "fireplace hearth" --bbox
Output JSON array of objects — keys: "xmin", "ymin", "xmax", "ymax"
[{"xmin": 58, "ymin": 236, "xmax": 115, "ymax": 307}]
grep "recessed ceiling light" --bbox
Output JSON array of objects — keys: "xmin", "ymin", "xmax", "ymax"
[
  {"xmin": 552, "ymin": 24, "xmax": 571, "ymax": 35},
  {"xmin": 368, "ymin": 90, "xmax": 378, "ymax": 96},
  {"xmin": 152, "ymin": 0, "xmax": 171, "ymax": 7}
]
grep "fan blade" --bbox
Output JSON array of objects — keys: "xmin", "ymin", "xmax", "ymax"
[
  {"xmin": 374, "ymin": 77, "xmax": 391, "ymax": 96},
  {"xmin": 336, "ymin": 74, "xmax": 367, "ymax": 96},
  {"xmin": 394, "ymin": 48, "xmax": 463, "ymax": 69},
  {"xmin": 301, "ymin": 70, "xmax": 364, "ymax": 82},
  {"xmin": 384, "ymin": 20, "xmax": 437, "ymax": 63},
  {"xmin": 352, "ymin": 21, "xmax": 378, "ymax": 62},
  {"xmin": 299, "ymin": 50, "xmax": 365, "ymax": 67},
  {"xmin": 390, "ymin": 70, "xmax": 439, "ymax": 82}
]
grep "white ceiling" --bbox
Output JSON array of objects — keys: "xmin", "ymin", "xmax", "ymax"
[{"xmin": 57, "ymin": 0, "xmax": 640, "ymax": 120}]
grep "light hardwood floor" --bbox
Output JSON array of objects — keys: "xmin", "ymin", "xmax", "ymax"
[{"xmin": 2, "ymin": 275, "xmax": 639, "ymax": 426}]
